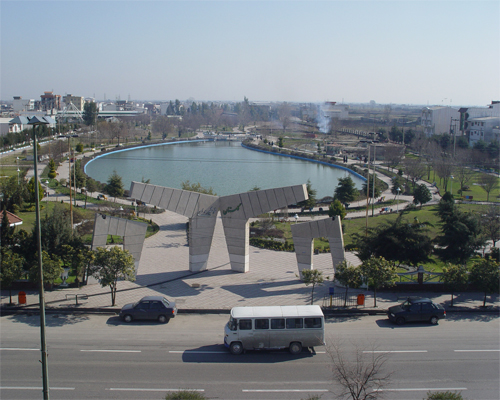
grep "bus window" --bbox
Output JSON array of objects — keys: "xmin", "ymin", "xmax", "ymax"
[
  {"xmin": 239, "ymin": 319, "xmax": 252, "ymax": 330},
  {"xmin": 255, "ymin": 319, "xmax": 269, "ymax": 329},
  {"xmin": 271, "ymin": 318, "xmax": 285, "ymax": 329},
  {"xmin": 305, "ymin": 318, "xmax": 322, "ymax": 328},
  {"xmin": 286, "ymin": 318, "xmax": 303, "ymax": 329}
]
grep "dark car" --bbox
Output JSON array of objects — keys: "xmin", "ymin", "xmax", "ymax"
[
  {"xmin": 119, "ymin": 296, "xmax": 177, "ymax": 323},
  {"xmin": 387, "ymin": 297, "xmax": 446, "ymax": 325}
]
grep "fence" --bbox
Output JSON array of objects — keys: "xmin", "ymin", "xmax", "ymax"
[{"xmin": 322, "ymin": 292, "xmax": 365, "ymax": 308}]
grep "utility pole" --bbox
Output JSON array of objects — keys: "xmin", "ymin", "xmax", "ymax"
[
  {"xmin": 365, "ymin": 146, "xmax": 370, "ymax": 236},
  {"xmin": 372, "ymin": 145, "xmax": 376, "ymax": 216},
  {"xmin": 29, "ymin": 118, "xmax": 50, "ymax": 400},
  {"xmin": 68, "ymin": 137, "xmax": 73, "ymax": 229}
]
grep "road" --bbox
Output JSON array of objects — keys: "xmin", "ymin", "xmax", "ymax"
[{"xmin": 1, "ymin": 313, "xmax": 499, "ymax": 400}]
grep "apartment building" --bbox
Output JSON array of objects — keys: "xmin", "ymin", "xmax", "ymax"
[
  {"xmin": 62, "ymin": 94, "xmax": 84, "ymax": 111},
  {"xmin": 12, "ymin": 96, "xmax": 35, "ymax": 113},
  {"xmin": 467, "ymin": 116, "xmax": 500, "ymax": 145},
  {"xmin": 421, "ymin": 106, "xmax": 460, "ymax": 136}
]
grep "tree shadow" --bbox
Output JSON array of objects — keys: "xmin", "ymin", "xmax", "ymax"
[
  {"xmin": 221, "ymin": 280, "xmax": 310, "ymax": 300},
  {"xmin": 5, "ymin": 313, "xmax": 90, "ymax": 327}
]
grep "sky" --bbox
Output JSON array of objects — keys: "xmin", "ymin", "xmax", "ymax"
[{"xmin": 1, "ymin": 0, "xmax": 499, "ymax": 106}]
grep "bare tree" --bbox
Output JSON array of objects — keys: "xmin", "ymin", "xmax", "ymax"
[
  {"xmin": 384, "ymin": 145, "xmax": 404, "ymax": 171},
  {"xmin": 481, "ymin": 205, "xmax": 500, "ymax": 247},
  {"xmin": 278, "ymin": 102, "xmax": 292, "ymax": 133},
  {"xmin": 453, "ymin": 150, "xmax": 474, "ymax": 194},
  {"xmin": 478, "ymin": 173, "xmax": 499, "ymax": 202},
  {"xmin": 404, "ymin": 158, "xmax": 426, "ymax": 188},
  {"xmin": 327, "ymin": 339, "xmax": 392, "ymax": 400}
]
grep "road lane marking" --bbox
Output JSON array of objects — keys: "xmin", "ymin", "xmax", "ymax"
[
  {"xmin": 243, "ymin": 389, "xmax": 329, "ymax": 393},
  {"xmin": 169, "ymin": 350, "xmax": 227, "ymax": 354},
  {"xmin": 376, "ymin": 388, "xmax": 467, "ymax": 392},
  {"xmin": 0, "ymin": 386, "xmax": 75, "ymax": 390},
  {"xmin": 0, "ymin": 348, "xmax": 39, "ymax": 351},
  {"xmin": 108, "ymin": 388, "xmax": 204, "ymax": 392},
  {"xmin": 454, "ymin": 349, "xmax": 500, "ymax": 352},
  {"xmin": 363, "ymin": 350, "xmax": 428, "ymax": 353},
  {"xmin": 80, "ymin": 350, "xmax": 141, "ymax": 353}
]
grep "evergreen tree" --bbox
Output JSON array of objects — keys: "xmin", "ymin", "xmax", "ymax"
[
  {"xmin": 83, "ymin": 102, "xmax": 98, "ymax": 126},
  {"xmin": 333, "ymin": 176, "xmax": 359, "ymax": 206},
  {"xmin": 105, "ymin": 170, "xmax": 124, "ymax": 201}
]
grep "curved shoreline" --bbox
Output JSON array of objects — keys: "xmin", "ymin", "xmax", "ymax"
[
  {"xmin": 84, "ymin": 139, "xmax": 208, "ymax": 174},
  {"xmin": 241, "ymin": 143, "xmax": 367, "ymax": 182}
]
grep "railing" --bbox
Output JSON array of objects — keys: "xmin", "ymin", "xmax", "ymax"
[{"xmin": 322, "ymin": 292, "xmax": 364, "ymax": 308}]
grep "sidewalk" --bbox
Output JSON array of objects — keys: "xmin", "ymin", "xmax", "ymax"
[{"xmin": 2, "ymin": 208, "xmax": 498, "ymax": 315}]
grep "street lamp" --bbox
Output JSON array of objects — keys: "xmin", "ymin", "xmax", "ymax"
[
  {"xmin": 396, "ymin": 187, "xmax": 401, "ymax": 212},
  {"xmin": 27, "ymin": 116, "xmax": 50, "ymax": 400}
]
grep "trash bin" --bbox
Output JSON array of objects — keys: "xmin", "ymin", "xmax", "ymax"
[
  {"xmin": 18, "ymin": 291, "xmax": 27, "ymax": 305},
  {"xmin": 357, "ymin": 294, "xmax": 365, "ymax": 306}
]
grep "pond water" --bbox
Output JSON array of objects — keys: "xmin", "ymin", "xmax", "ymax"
[{"xmin": 84, "ymin": 140, "xmax": 364, "ymax": 199}]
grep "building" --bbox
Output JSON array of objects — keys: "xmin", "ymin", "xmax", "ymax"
[
  {"xmin": 40, "ymin": 91, "xmax": 61, "ymax": 111},
  {"xmin": 420, "ymin": 106, "xmax": 460, "ymax": 136},
  {"xmin": 62, "ymin": 94, "xmax": 84, "ymax": 111},
  {"xmin": 322, "ymin": 102, "xmax": 349, "ymax": 120},
  {"xmin": 467, "ymin": 116, "xmax": 500, "ymax": 145},
  {"xmin": 12, "ymin": 96, "xmax": 35, "ymax": 113},
  {"xmin": 459, "ymin": 101, "xmax": 500, "ymax": 138}
]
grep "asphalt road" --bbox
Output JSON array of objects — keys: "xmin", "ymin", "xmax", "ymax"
[{"xmin": 1, "ymin": 313, "xmax": 499, "ymax": 400}]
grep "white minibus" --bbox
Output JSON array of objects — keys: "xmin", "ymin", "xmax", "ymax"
[{"xmin": 224, "ymin": 305, "xmax": 325, "ymax": 355}]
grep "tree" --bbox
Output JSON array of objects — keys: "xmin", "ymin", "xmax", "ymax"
[
  {"xmin": 0, "ymin": 248, "xmax": 24, "ymax": 304},
  {"xmin": 334, "ymin": 261, "xmax": 362, "ymax": 307},
  {"xmin": 478, "ymin": 173, "xmax": 499, "ymax": 202},
  {"xmin": 71, "ymin": 159, "xmax": 86, "ymax": 189},
  {"xmin": 298, "ymin": 269, "xmax": 328, "ymax": 305},
  {"xmin": 105, "ymin": 170, "xmax": 124, "ymax": 201},
  {"xmin": 28, "ymin": 251, "xmax": 63, "ymax": 286},
  {"xmin": 453, "ymin": 150, "xmax": 473, "ymax": 194},
  {"xmin": 152, "ymin": 115, "xmax": 174, "ymax": 138},
  {"xmin": 75, "ymin": 142, "xmax": 84, "ymax": 153},
  {"xmin": 413, "ymin": 184, "xmax": 432, "ymax": 208},
  {"xmin": 425, "ymin": 392, "xmax": 465, "ymax": 400},
  {"xmin": 90, "ymin": 246, "xmax": 136, "ymax": 306},
  {"xmin": 469, "ymin": 257, "xmax": 499, "ymax": 307},
  {"xmin": 334, "ymin": 176, "xmax": 359, "ymax": 206},
  {"xmin": 359, "ymin": 257, "xmax": 397, "ymax": 307},
  {"xmin": 436, "ymin": 202, "xmax": 484, "ymax": 264},
  {"xmin": 354, "ymin": 215, "xmax": 433, "ymax": 267},
  {"xmin": 278, "ymin": 137, "xmax": 284, "ymax": 148},
  {"xmin": 404, "ymin": 158, "xmax": 426, "ymax": 188},
  {"xmin": 297, "ymin": 179, "xmax": 316, "ymax": 211},
  {"xmin": 441, "ymin": 263, "xmax": 469, "ymax": 307},
  {"xmin": 83, "ymin": 102, "xmax": 98, "ymax": 126},
  {"xmin": 328, "ymin": 199, "xmax": 347, "ymax": 220},
  {"xmin": 27, "ymin": 176, "xmax": 44, "ymax": 204},
  {"xmin": 481, "ymin": 205, "xmax": 500, "ymax": 247},
  {"xmin": 327, "ymin": 340, "xmax": 392, "ymax": 400},
  {"xmin": 48, "ymin": 158, "xmax": 57, "ymax": 179},
  {"xmin": 384, "ymin": 145, "xmax": 404, "ymax": 171},
  {"xmin": 85, "ymin": 177, "xmax": 100, "ymax": 197},
  {"xmin": 181, "ymin": 180, "xmax": 216, "ymax": 195},
  {"xmin": 39, "ymin": 203, "xmax": 75, "ymax": 258},
  {"xmin": 361, "ymin": 174, "xmax": 381, "ymax": 199},
  {"xmin": 165, "ymin": 391, "xmax": 206, "ymax": 400}
]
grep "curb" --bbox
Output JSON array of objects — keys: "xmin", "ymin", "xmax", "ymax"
[{"xmin": 1, "ymin": 305, "xmax": 498, "ymax": 317}]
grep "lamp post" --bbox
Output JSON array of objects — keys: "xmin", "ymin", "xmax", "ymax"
[
  {"xmin": 28, "ymin": 116, "xmax": 50, "ymax": 400},
  {"xmin": 396, "ymin": 187, "xmax": 401, "ymax": 212}
]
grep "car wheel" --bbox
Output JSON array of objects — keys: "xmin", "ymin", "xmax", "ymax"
[
  {"xmin": 158, "ymin": 315, "xmax": 169, "ymax": 324},
  {"xmin": 430, "ymin": 316, "xmax": 439, "ymax": 325},
  {"xmin": 123, "ymin": 314, "xmax": 133, "ymax": 323},
  {"xmin": 229, "ymin": 342, "xmax": 243, "ymax": 355},
  {"xmin": 396, "ymin": 317, "xmax": 405, "ymax": 325},
  {"xmin": 289, "ymin": 342, "xmax": 303, "ymax": 355}
]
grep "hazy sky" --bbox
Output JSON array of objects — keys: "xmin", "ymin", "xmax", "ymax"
[{"xmin": 1, "ymin": 0, "xmax": 498, "ymax": 106}]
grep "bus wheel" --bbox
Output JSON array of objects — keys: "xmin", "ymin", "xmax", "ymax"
[
  {"xmin": 229, "ymin": 342, "xmax": 243, "ymax": 355},
  {"xmin": 289, "ymin": 342, "xmax": 302, "ymax": 355}
]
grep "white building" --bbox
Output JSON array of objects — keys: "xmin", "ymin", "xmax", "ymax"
[
  {"xmin": 62, "ymin": 94, "xmax": 85, "ymax": 111},
  {"xmin": 12, "ymin": 96, "xmax": 35, "ymax": 113},
  {"xmin": 467, "ymin": 116, "xmax": 500, "ymax": 145},
  {"xmin": 322, "ymin": 102, "xmax": 349, "ymax": 120},
  {"xmin": 421, "ymin": 106, "xmax": 460, "ymax": 136}
]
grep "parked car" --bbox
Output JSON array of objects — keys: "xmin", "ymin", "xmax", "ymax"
[
  {"xmin": 119, "ymin": 296, "xmax": 177, "ymax": 323},
  {"xmin": 387, "ymin": 297, "xmax": 446, "ymax": 325}
]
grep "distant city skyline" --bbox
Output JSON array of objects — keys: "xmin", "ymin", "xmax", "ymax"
[{"xmin": 1, "ymin": 1, "xmax": 498, "ymax": 107}]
